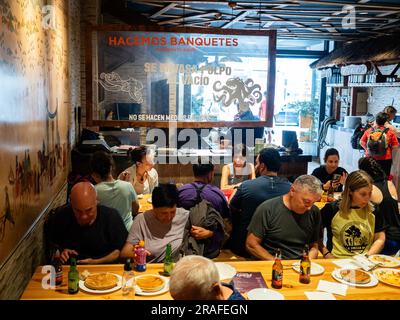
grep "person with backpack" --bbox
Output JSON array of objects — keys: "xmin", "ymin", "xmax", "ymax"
[
  {"xmin": 360, "ymin": 112, "xmax": 398, "ymax": 176},
  {"xmin": 178, "ymin": 164, "xmax": 231, "ymax": 258}
]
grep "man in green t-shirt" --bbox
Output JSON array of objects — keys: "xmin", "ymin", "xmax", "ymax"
[{"xmin": 246, "ymin": 175, "xmax": 323, "ymax": 260}]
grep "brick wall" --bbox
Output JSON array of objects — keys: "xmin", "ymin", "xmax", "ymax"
[
  {"xmin": 0, "ymin": 184, "xmax": 67, "ymax": 300},
  {"xmin": 80, "ymin": 0, "xmax": 100, "ymax": 130},
  {"xmin": 0, "ymin": 0, "xmax": 81, "ymax": 299}
]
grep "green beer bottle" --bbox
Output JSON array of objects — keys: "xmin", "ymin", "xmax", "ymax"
[
  {"xmin": 68, "ymin": 256, "xmax": 79, "ymax": 294},
  {"xmin": 163, "ymin": 243, "xmax": 173, "ymax": 276}
]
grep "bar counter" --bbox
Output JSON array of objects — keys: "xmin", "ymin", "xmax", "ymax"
[{"xmin": 111, "ymin": 149, "xmax": 312, "ymax": 184}]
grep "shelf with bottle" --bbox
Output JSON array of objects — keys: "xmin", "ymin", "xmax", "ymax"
[{"xmin": 327, "ymin": 73, "xmax": 400, "ymax": 88}]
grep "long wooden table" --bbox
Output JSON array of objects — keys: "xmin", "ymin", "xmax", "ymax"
[{"xmin": 21, "ymin": 259, "xmax": 400, "ymax": 300}]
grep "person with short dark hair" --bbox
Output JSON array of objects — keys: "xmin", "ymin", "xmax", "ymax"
[
  {"xmin": 246, "ymin": 175, "xmax": 322, "ymax": 260},
  {"xmin": 360, "ymin": 112, "xmax": 399, "ymax": 176},
  {"xmin": 312, "ymin": 148, "xmax": 348, "ymax": 192},
  {"xmin": 91, "ymin": 151, "xmax": 139, "ymax": 231},
  {"xmin": 120, "ymin": 184, "xmax": 189, "ymax": 263},
  {"xmin": 46, "ymin": 182, "xmax": 128, "ymax": 264},
  {"xmin": 229, "ymin": 148, "xmax": 291, "ymax": 257},
  {"xmin": 359, "ymin": 157, "xmax": 400, "ymax": 255},
  {"xmin": 383, "ymin": 105, "xmax": 399, "ymax": 138},
  {"xmin": 178, "ymin": 164, "xmax": 230, "ymax": 219},
  {"xmin": 178, "ymin": 163, "xmax": 231, "ymax": 258},
  {"xmin": 118, "ymin": 145, "xmax": 158, "ymax": 194},
  {"xmin": 220, "ymin": 144, "xmax": 255, "ymax": 190}
]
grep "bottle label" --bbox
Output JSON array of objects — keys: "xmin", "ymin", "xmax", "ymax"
[
  {"xmin": 68, "ymin": 278, "xmax": 79, "ymax": 293},
  {"xmin": 55, "ymin": 271, "xmax": 63, "ymax": 285},
  {"xmin": 272, "ymin": 270, "xmax": 283, "ymax": 283},
  {"xmin": 163, "ymin": 262, "xmax": 173, "ymax": 276}
]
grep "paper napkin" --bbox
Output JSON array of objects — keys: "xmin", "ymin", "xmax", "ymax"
[
  {"xmin": 304, "ymin": 291, "xmax": 336, "ymax": 300},
  {"xmin": 317, "ymin": 280, "xmax": 348, "ymax": 296}
]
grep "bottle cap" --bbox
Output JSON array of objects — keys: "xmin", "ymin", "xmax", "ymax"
[{"xmin": 124, "ymin": 258, "xmax": 133, "ymax": 271}]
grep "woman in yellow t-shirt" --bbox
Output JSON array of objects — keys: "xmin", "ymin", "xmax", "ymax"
[{"xmin": 319, "ymin": 170, "xmax": 386, "ymax": 259}]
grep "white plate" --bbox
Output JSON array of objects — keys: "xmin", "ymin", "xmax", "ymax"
[
  {"xmin": 368, "ymin": 254, "xmax": 400, "ymax": 268},
  {"xmin": 215, "ymin": 262, "xmax": 237, "ymax": 280},
  {"xmin": 372, "ymin": 268, "xmax": 400, "ymax": 288},
  {"xmin": 292, "ymin": 262, "xmax": 325, "ymax": 276},
  {"xmin": 331, "ymin": 269, "xmax": 378, "ymax": 287},
  {"xmin": 247, "ymin": 288, "xmax": 285, "ymax": 300},
  {"xmin": 135, "ymin": 275, "xmax": 170, "ymax": 296},
  {"xmin": 79, "ymin": 274, "xmax": 122, "ymax": 294},
  {"xmin": 137, "ymin": 194, "xmax": 144, "ymax": 199}
]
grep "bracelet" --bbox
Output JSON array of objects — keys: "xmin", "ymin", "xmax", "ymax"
[{"xmin": 323, "ymin": 251, "xmax": 331, "ymax": 258}]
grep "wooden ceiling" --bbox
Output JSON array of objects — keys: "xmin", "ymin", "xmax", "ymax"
[{"xmin": 102, "ymin": 0, "xmax": 400, "ymax": 41}]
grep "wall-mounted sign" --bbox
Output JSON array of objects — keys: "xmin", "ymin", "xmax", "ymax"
[
  {"xmin": 340, "ymin": 64, "xmax": 368, "ymax": 76},
  {"xmin": 87, "ymin": 26, "xmax": 276, "ymax": 128}
]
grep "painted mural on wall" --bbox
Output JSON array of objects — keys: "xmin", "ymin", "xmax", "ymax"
[{"xmin": 0, "ymin": 0, "xmax": 70, "ymax": 267}]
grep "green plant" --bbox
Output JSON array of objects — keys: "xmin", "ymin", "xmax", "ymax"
[{"xmin": 285, "ymin": 101, "xmax": 318, "ymax": 117}]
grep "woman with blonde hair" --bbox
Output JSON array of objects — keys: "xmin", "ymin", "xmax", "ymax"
[{"xmin": 319, "ymin": 170, "xmax": 386, "ymax": 259}]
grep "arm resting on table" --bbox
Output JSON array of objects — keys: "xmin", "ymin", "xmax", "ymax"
[
  {"xmin": 246, "ymin": 232, "xmax": 275, "ymax": 261},
  {"xmin": 367, "ymin": 231, "xmax": 385, "ymax": 256}
]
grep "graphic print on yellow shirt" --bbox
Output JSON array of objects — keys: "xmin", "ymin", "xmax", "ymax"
[{"xmin": 331, "ymin": 208, "xmax": 375, "ymax": 258}]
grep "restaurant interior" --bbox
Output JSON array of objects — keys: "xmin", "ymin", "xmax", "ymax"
[{"xmin": 1, "ymin": 0, "xmax": 400, "ymax": 301}]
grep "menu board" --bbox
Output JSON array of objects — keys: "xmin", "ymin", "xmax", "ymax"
[{"xmin": 89, "ymin": 27, "xmax": 274, "ymax": 127}]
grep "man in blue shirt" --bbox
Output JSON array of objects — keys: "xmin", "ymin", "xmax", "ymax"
[{"xmin": 229, "ymin": 148, "xmax": 291, "ymax": 257}]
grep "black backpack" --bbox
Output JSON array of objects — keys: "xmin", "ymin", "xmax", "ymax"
[{"xmin": 351, "ymin": 123, "xmax": 370, "ymax": 150}]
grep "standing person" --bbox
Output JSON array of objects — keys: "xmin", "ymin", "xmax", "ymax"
[
  {"xmin": 118, "ymin": 146, "xmax": 159, "ymax": 195},
  {"xmin": 259, "ymin": 91, "xmax": 267, "ymax": 121},
  {"xmin": 246, "ymin": 175, "xmax": 323, "ymax": 260},
  {"xmin": 358, "ymin": 157, "xmax": 400, "ymax": 255},
  {"xmin": 45, "ymin": 182, "xmax": 128, "ymax": 264},
  {"xmin": 169, "ymin": 255, "xmax": 245, "ymax": 300},
  {"xmin": 319, "ymin": 170, "xmax": 386, "ymax": 259},
  {"xmin": 312, "ymin": 148, "xmax": 348, "ymax": 192},
  {"xmin": 383, "ymin": 106, "xmax": 400, "ymax": 138},
  {"xmin": 360, "ymin": 112, "xmax": 399, "ymax": 177},
  {"xmin": 229, "ymin": 148, "xmax": 291, "ymax": 257},
  {"xmin": 120, "ymin": 184, "xmax": 189, "ymax": 263},
  {"xmin": 220, "ymin": 144, "xmax": 255, "ymax": 190},
  {"xmin": 91, "ymin": 151, "xmax": 139, "ymax": 231}
]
